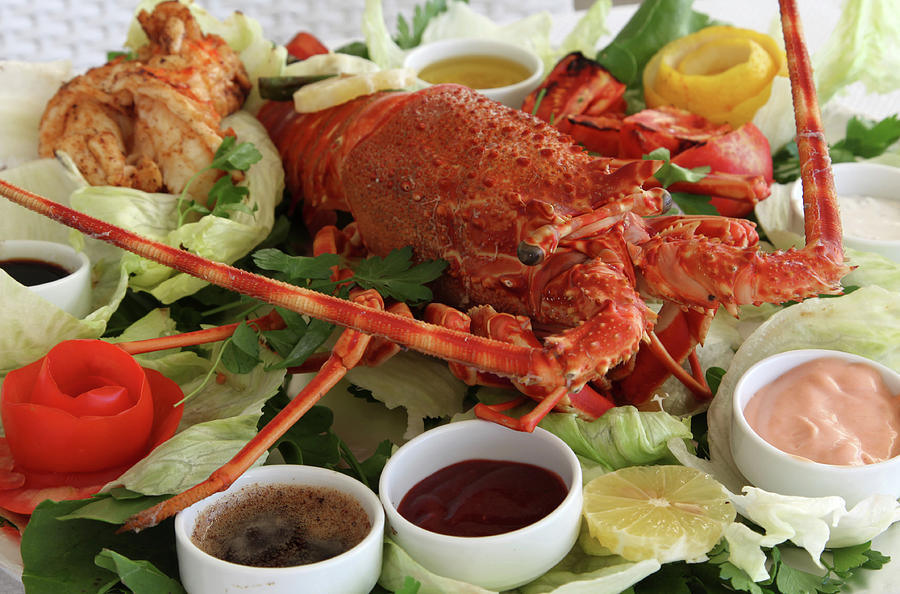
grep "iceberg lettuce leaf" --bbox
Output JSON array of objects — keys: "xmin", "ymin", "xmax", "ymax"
[
  {"xmin": 813, "ymin": 0, "xmax": 900, "ymax": 105},
  {"xmin": 0, "ymin": 159, "xmax": 129, "ymax": 373},
  {"xmin": 539, "ymin": 406, "xmax": 691, "ymax": 471},
  {"xmin": 71, "ymin": 110, "xmax": 283, "ymax": 303}
]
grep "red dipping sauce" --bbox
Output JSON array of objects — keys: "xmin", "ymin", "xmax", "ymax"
[{"xmin": 396, "ymin": 459, "xmax": 568, "ymax": 537}]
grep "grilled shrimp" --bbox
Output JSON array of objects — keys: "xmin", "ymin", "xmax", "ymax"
[{"xmin": 38, "ymin": 1, "xmax": 250, "ymax": 202}]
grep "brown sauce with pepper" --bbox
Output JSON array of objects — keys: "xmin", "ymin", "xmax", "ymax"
[{"xmin": 397, "ymin": 459, "xmax": 567, "ymax": 537}]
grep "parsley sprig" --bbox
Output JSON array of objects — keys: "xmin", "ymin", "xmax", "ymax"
[
  {"xmin": 773, "ymin": 114, "xmax": 900, "ymax": 184},
  {"xmin": 630, "ymin": 540, "xmax": 889, "ymax": 594},
  {"xmin": 209, "ymin": 247, "xmax": 446, "ymax": 375},
  {"xmin": 176, "ymin": 136, "xmax": 263, "ymax": 226}
]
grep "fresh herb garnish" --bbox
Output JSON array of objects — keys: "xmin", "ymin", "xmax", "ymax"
[
  {"xmin": 773, "ymin": 114, "xmax": 900, "ymax": 184},
  {"xmin": 258, "ymin": 395, "xmax": 391, "ymax": 490},
  {"xmin": 394, "ymin": 0, "xmax": 466, "ymax": 49},
  {"xmin": 595, "ymin": 0, "xmax": 716, "ymax": 92},
  {"xmin": 646, "ymin": 147, "xmax": 711, "ymax": 187},
  {"xmin": 177, "ymin": 136, "xmax": 263, "ymax": 226},
  {"xmin": 630, "ymin": 540, "xmax": 890, "ymax": 594}
]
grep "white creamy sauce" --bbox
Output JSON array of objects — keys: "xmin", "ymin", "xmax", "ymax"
[{"xmin": 838, "ymin": 194, "xmax": 900, "ymax": 241}]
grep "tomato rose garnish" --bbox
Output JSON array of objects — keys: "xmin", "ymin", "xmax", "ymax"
[{"xmin": 0, "ymin": 340, "xmax": 184, "ymax": 514}]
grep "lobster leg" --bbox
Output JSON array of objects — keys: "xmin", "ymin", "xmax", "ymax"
[
  {"xmin": 636, "ymin": 0, "xmax": 848, "ymax": 315},
  {"xmin": 122, "ymin": 289, "xmax": 387, "ymax": 532},
  {"xmin": 0, "ymin": 178, "xmax": 558, "ymax": 388}
]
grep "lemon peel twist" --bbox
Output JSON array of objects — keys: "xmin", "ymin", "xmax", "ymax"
[{"xmin": 643, "ymin": 26, "xmax": 786, "ymax": 127}]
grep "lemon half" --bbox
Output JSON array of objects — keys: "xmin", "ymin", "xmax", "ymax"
[{"xmin": 582, "ymin": 465, "xmax": 735, "ymax": 563}]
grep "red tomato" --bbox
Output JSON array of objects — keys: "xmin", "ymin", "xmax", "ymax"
[
  {"xmin": 285, "ymin": 32, "xmax": 329, "ymax": 61},
  {"xmin": 0, "ymin": 340, "xmax": 184, "ymax": 514}
]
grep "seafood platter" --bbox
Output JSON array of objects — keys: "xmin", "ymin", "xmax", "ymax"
[{"xmin": 0, "ymin": 0, "xmax": 899, "ymax": 592}]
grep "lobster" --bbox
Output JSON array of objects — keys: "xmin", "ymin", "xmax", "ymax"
[
  {"xmin": 524, "ymin": 52, "xmax": 775, "ymax": 218},
  {"xmin": 0, "ymin": 0, "xmax": 846, "ymax": 530}
]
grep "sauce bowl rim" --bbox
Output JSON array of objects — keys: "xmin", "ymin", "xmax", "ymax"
[
  {"xmin": 378, "ymin": 418, "xmax": 583, "ymax": 543},
  {"xmin": 732, "ymin": 348, "xmax": 900, "ymax": 472},
  {"xmin": 790, "ymin": 161, "xmax": 900, "ymax": 247},
  {"xmin": 0, "ymin": 238, "xmax": 90, "ymax": 289},
  {"xmin": 402, "ymin": 37, "xmax": 545, "ymax": 96},
  {"xmin": 174, "ymin": 464, "xmax": 385, "ymax": 572}
]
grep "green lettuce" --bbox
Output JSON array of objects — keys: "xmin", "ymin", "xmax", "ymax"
[
  {"xmin": 686, "ymin": 286, "xmax": 900, "ymax": 578},
  {"xmin": 363, "ymin": 0, "xmax": 613, "ymax": 74},
  {"xmin": 0, "ymin": 158, "xmax": 129, "ymax": 373},
  {"xmin": 344, "ymin": 350, "xmax": 469, "ymax": 439},
  {"xmin": 539, "ymin": 406, "xmax": 692, "ymax": 472},
  {"xmin": 813, "ymin": 0, "xmax": 900, "ymax": 105},
  {"xmin": 99, "ymin": 310, "xmax": 285, "ymax": 495},
  {"xmin": 0, "ymin": 60, "xmax": 71, "ymax": 169},
  {"xmin": 70, "ymin": 110, "xmax": 283, "ymax": 304}
]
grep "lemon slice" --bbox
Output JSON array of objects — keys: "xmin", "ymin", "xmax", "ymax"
[
  {"xmin": 283, "ymin": 53, "xmax": 380, "ymax": 77},
  {"xmin": 293, "ymin": 69, "xmax": 416, "ymax": 113},
  {"xmin": 582, "ymin": 465, "xmax": 735, "ymax": 563}
]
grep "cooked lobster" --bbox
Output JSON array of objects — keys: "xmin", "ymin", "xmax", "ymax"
[
  {"xmin": 0, "ymin": 0, "xmax": 846, "ymax": 529},
  {"xmin": 524, "ymin": 51, "xmax": 775, "ymax": 218}
]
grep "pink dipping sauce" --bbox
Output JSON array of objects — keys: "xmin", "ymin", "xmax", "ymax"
[{"xmin": 743, "ymin": 357, "xmax": 900, "ymax": 466}]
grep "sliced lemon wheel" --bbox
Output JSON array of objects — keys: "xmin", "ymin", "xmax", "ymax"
[
  {"xmin": 292, "ymin": 69, "xmax": 416, "ymax": 113},
  {"xmin": 582, "ymin": 465, "xmax": 735, "ymax": 563}
]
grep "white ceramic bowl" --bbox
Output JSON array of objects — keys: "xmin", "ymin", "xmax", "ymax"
[
  {"xmin": 379, "ymin": 419, "xmax": 582, "ymax": 590},
  {"xmin": 403, "ymin": 38, "xmax": 544, "ymax": 108},
  {"xmin": 731, "ymin": 349, "xmax": 900, "ymax": 506},
  {"xmin": 790, "ymin": 162, "xmax": 900, "ymax": 263},
  {"xmin": 0, "ymin": 239, "xmax": 91, "ymax": 318},
  {"xmin": 175, "ymin": 465, "xmax": 385, "ymax": 594}
]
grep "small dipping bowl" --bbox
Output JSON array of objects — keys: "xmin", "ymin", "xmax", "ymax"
[
  {"xmin": 0, "ymin": 239, "xmax": 91, "ymax": 318},
  {"xmin": 403, "ymin": 38, "xmax": 544, "ymax": 108},
  {"xmin": 731, "ymin": 349, "xmax": 900, "ymax": 506},
  {"xmin": 791, "ymin": 162, "xmax": 900, "ymax": 263},
  {"xmin": 379, "ymin": 419, "xmax": 582, "ymax": 590},
  {"xmin": 175, "ymin": 465, "xmax": 385, "ymax": 594}
]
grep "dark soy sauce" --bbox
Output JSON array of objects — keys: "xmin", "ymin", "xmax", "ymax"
[
  {"xmin": 191, "ymin": 484, "xmax": 371, "ymax": 568},
  {"xmin": 0, "ymin": 258, "xmax": 70, "ymax": 286}
]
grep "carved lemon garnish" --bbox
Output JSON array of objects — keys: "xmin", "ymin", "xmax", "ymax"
[{"xmin": 643, "ymin": 26, "xmax": 786, "ymax": 127}]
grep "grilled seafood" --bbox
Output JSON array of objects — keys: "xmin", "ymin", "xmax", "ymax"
[
  {"xmin": 0, "ymin": 0, "xmax": 847, "ymax": 529},
  {"xmin": 38, "ymin": 1, "xmax": 250, "ymax": 201}
]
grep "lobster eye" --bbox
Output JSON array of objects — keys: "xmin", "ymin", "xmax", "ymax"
[
  {"xmin": 661, "ymin": 191, "xmax": 673, "ymax": 214},
  {"xmin": 517, "ymin": 241, "xmax": 545, "ymax": 266}
]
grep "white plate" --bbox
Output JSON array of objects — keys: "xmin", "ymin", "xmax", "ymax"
[{"xmin": 2, "ymin": 2, "xmax": 898, "ymax": 593}]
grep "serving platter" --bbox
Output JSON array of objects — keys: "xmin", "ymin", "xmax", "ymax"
[{"xmin": 1, "ymin": 1, "xmax": 899, "ymax": 592}]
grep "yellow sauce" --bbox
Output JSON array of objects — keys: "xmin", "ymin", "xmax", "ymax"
[
  {"xmin": 743, "ymin": 357, "xmax": 900, "ymax": 466},
  {"xmin": 418, "ymin": 55, "xmax": 532, "ymax": 89}
]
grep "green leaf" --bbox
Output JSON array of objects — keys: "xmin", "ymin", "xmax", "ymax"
[
  {"xmin": 351, "ymin": 247, "xmax": 447, "ymax": 303},
  {"xmin": 646, "ymin": 148, "xmax": 710, "ymax": 187},
  {"xmin": 210, "ymin": 135, "xmax": 264, "ymax": 171},
  {"xmin": 56, "ymin": 493, "xmax": 172, "ymax": 524},
  {"xmin": 95, "ymin": 549, "xmax": 186, "ymax": 594},
  {"xmin": 265, "ymin": 314, "xmax": 335, "ymax": 370},
  {"xmin": 775, "ymin": 562, "xmax": 841, "ymax": 594},
  {"xmin": 222, "ymin": 322, "xmax": 261, "ymax": 374},
  {"xmin": 595, "ymin": 0, "xmax": 716, "ymax": 89},
  {"xmin": 672, "ymin": 192, "xmax": 718, "ymax": 215},
  {"xmin": 396, "ymin": 575, "xmax": 423, "ymax": 594},
  {"xmin": 705, "ymin": 366, "xmax": 726, "ymax": 395},
  {"xmin": 394, "ymin": 0, "xmax": 461, "ymax": 50},
  {"xmin": 832, "ymin": 114, "xmax": 900, "ymax": 159},
  {"xmin": 253, "ymin": 249, "xmax": 340, "ymax": 283},
  {"xmin": 21, "ymin": 499, "xmax": 179, "ymax": 594}
]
